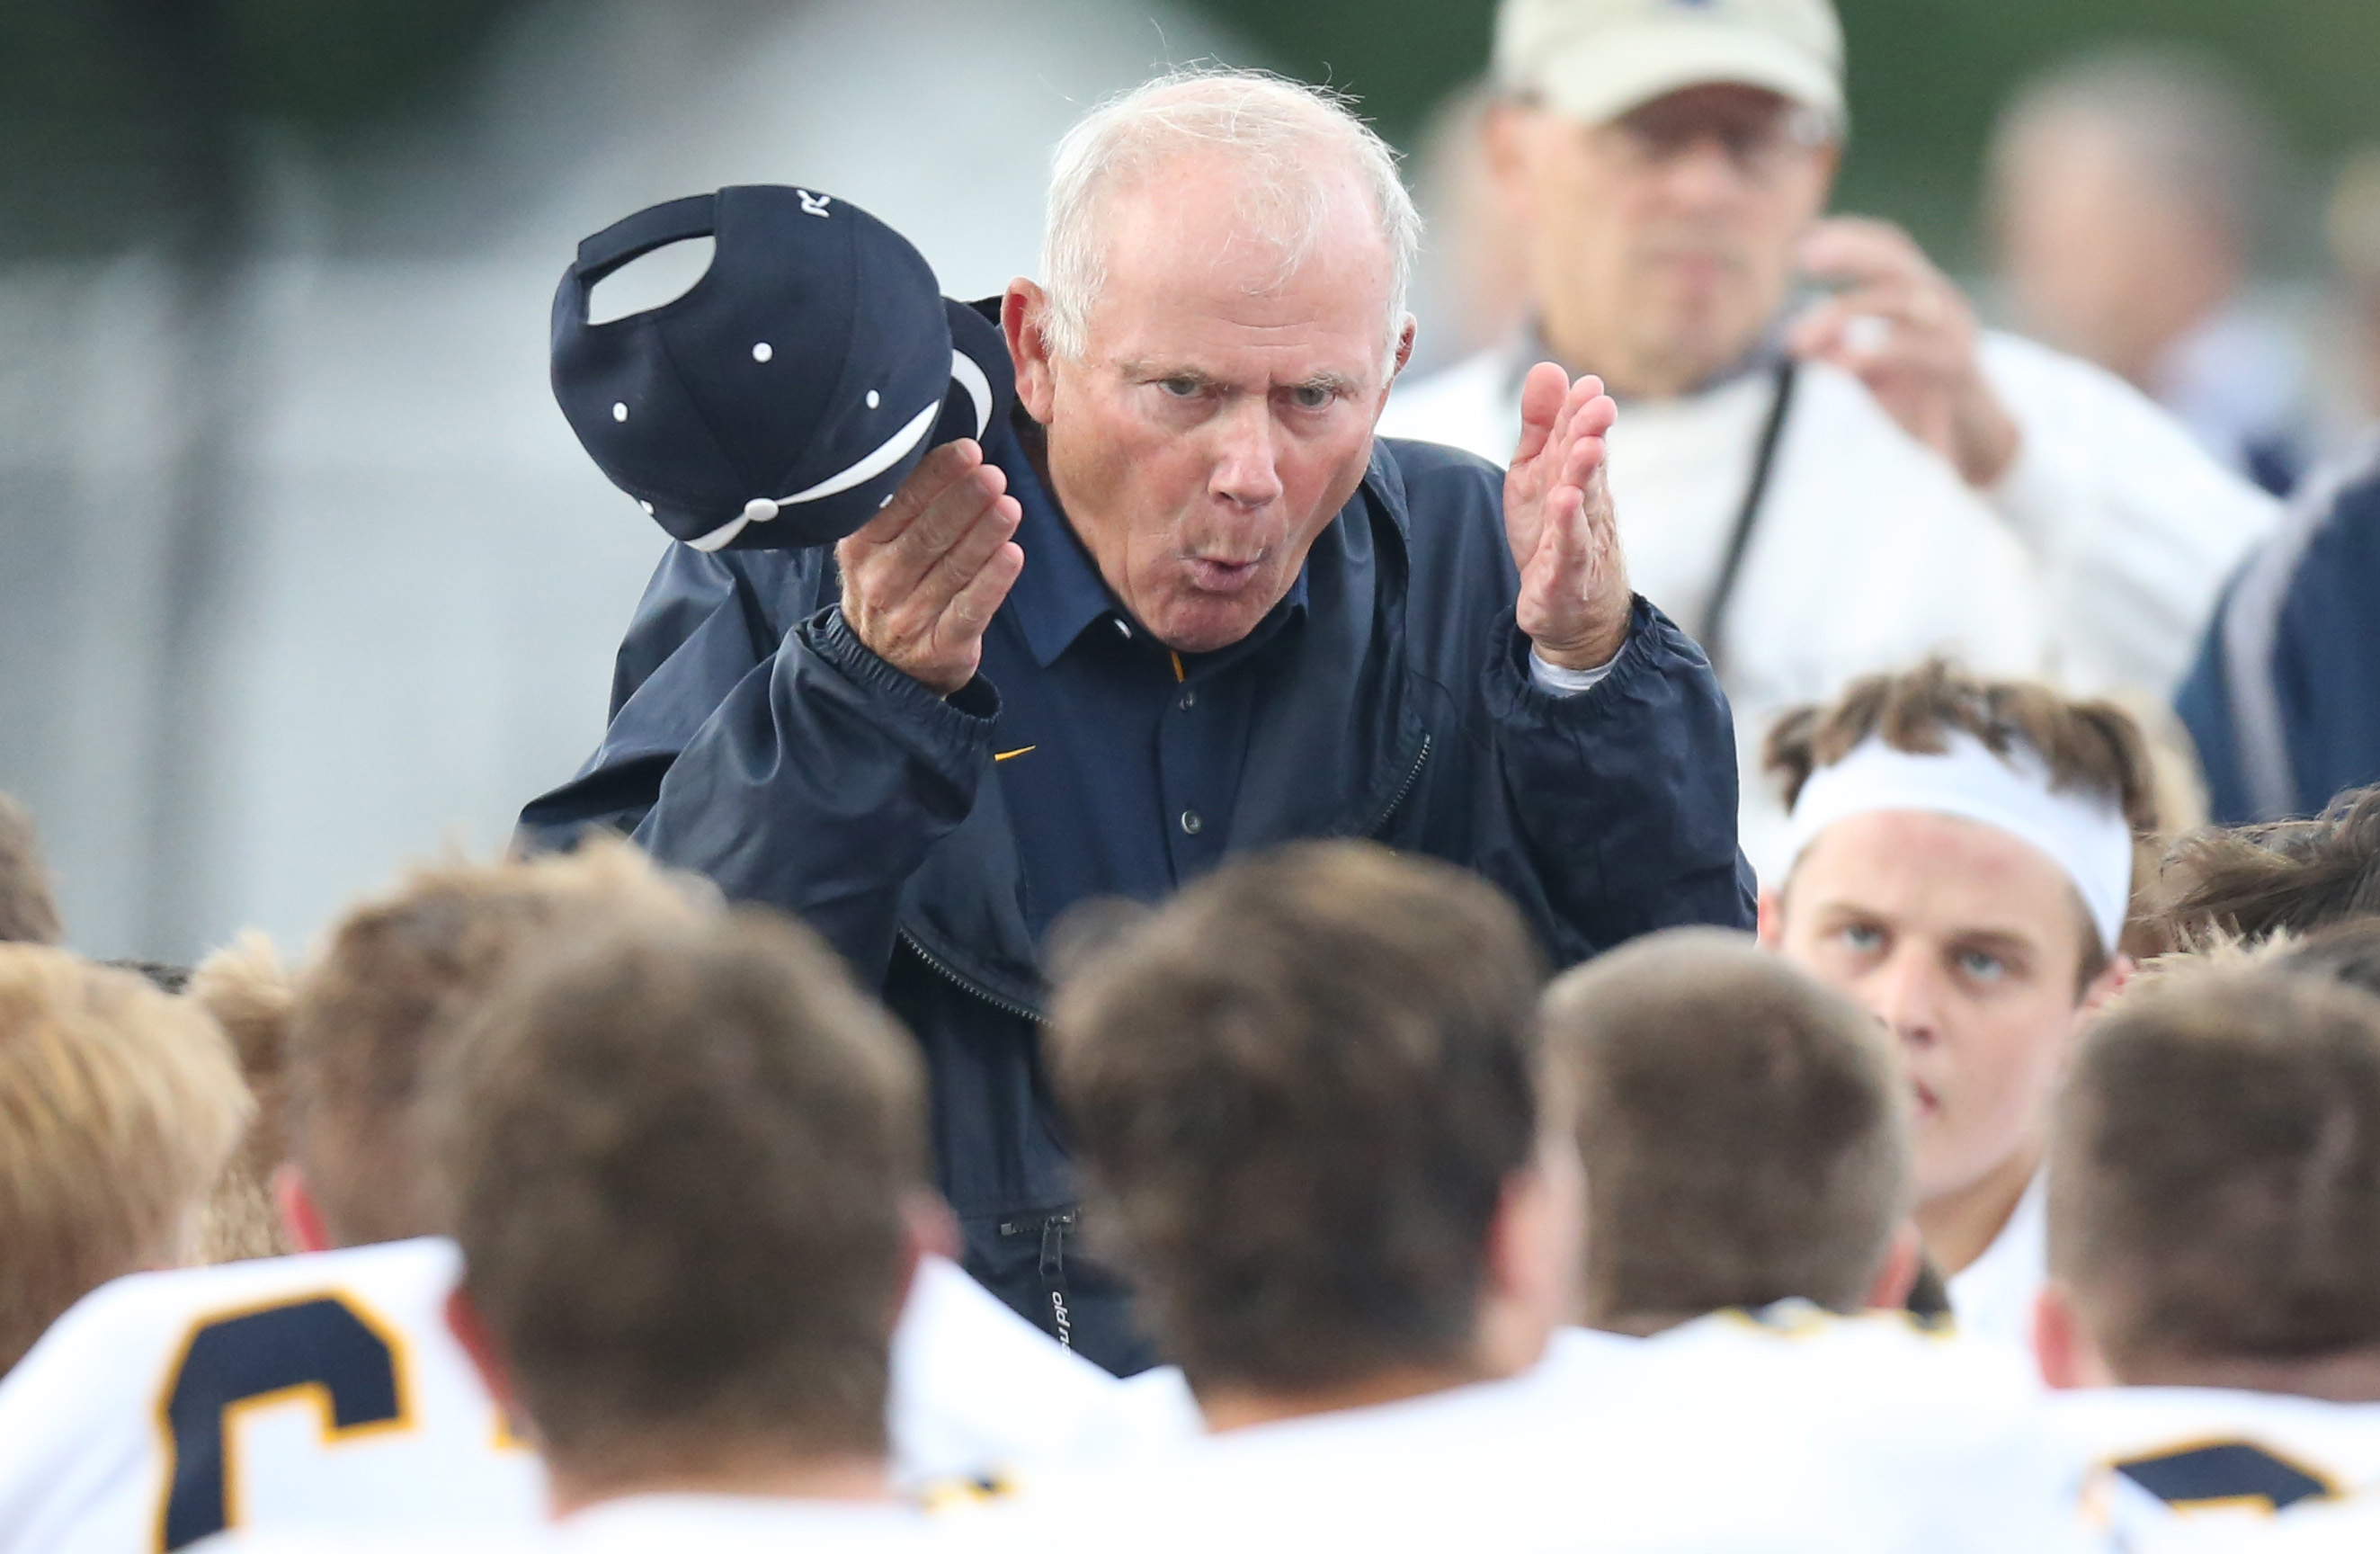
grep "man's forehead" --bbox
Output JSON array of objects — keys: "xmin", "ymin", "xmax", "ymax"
[{"xmin": 1788, "ymin": 810, "xmax": 2084, "ymax": 938}]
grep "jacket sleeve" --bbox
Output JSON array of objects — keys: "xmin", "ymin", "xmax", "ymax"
[
  {"xmin": 1978, "ymin": 332, "xmax": 2278, "ymax": 699},
  {"xmin": 1476, "ymin": 596, "xmax": 1757, "ymax": 962},
  {"xmin": 518, "ymin": 546, "xmax": 998, "ymax": 978}
]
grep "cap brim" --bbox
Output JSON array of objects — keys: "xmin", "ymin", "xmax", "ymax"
[
  {"xmin": 1527, "ymin": 22, "xmax": 1842, "ymax": 128},
  {"xmin": 932, "ymin": 298, "xmax": 1018, "ymax": 448}
]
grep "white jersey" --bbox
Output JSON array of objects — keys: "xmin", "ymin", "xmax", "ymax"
[
  {"xmin": 0, "ymin": 1238, "xmax": 542, "ymax": 1554},
  {"xmin": 889, "ymin": 1255, "xmax": 1196, "ymax": 1487},
  {"xmin": 0, "ymin": 1245, "xmax": 1177, "ymax": 1554},
  {"xmin": 1945, "ymin": 1169, "xmax": 2050, "ymax": 1352},
  {"xmin": 999, "ymin": 1304, "xmax": 2080, "ymax": 1554},
  {"xmin": 2050, "ymin": 1386, "xmax": 2380, "ymax": 1553}
]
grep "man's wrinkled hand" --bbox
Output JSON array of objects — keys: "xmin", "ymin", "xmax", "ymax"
[
  {"xmin": 1787, "ymin": 217, "xmax": 2022, "ymax": 489},
  {"xmin": 835, "ymin": 440, "xmax": 1025, "ymax": 697},
  {"xmin": 1506, "ymin": 364, "xmax": 1631, "ymax": 673}
]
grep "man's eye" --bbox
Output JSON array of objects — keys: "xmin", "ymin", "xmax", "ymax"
[
  {"xmin": 1957, "ymin": 950, "xmax": 2007, "ymax": 982},
  {"xmin": 1288, "ymin": 384, "xmax": 1333, "ymax": 410},
  {"xmin": 1158, "ymin": 377, "xmax": 1203, "ymax": 399},
  {"xmin": 1840, "ymin": 924, "xmax": 1884, "ymax": 954}
]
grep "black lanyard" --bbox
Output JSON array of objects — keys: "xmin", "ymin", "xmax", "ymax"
[{"xmin": 1694, "ymin": 359, "xmax": 1800, "ymax": 675}]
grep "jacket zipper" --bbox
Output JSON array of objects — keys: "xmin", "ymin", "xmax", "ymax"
[
  {"xmin": 897, "ymin": 926, "xmax": 1047, "ymax": 1023},
  {"xmin": 1363, "ymin": 733, "xmax": 1432, "ymax": 837}
]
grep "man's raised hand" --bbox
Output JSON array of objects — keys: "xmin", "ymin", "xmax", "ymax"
[
  {"xmin": 1506, "ymin": 364, "xmax": 1631, "ymax": 673},
  {"xmin": 835, "ymin": 440, "xmax": 1025, "ymax": 697}
]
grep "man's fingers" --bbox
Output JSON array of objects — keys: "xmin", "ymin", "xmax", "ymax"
[
  {"xmin": 934, "ymin": 540, "xmax": 1026, "ymax": 652},
  {"xmin": 872, "ymin": 461, "xmax": 1011, "ymax": 598},
  {"xmin": 905, "ymin": 496, "xmax": 1023, "ymax": 624},
  {"xmin": 850, "ymin": 439, "xmax": 987, "ymax": 551},
  {"xmin": 1796, "ymin": 217, "xmax": 1928, "ymax": 284},
  {"xmin": 1511, "ymin": 362, "xmax": 1571, "ymax": 469}
]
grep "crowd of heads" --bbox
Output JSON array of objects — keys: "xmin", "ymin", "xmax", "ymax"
[{"xmin": 12, "ymin": 651, "xmax": 2380, "ymax": 1510}]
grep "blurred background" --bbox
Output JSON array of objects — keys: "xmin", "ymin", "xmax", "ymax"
[{"xmin": 5, "ymin": 0, "xmax": 2380, "ymax": 962}]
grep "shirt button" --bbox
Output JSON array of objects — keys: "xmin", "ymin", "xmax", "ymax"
[
  {"xmin": 1180, "ymin": 809, "xmax": 1203, "ymax": 836},
  {"xmin": 1178, "ymin": 688, "xmax": 1198, "ymax": 710}
]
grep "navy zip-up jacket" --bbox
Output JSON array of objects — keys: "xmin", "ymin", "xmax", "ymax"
[{"xmin": 519, "ymin": 430, "xmax": 1755, "ymax": 1374}]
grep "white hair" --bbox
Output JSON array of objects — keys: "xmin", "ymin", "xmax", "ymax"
[{"xmin": 1039, "ymin": 67, "xmax": 1422, "ymax": 370}]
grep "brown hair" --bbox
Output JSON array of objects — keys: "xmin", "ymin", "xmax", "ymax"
[
  {"xmin": 1765, "ymin": 659, "xmax": 2166, "ymax": 969},
  {"xmin": 0, "ymin": 946, "xmax": 251, "ymax": 1372},
  {"xmin": 0, "ymin": 793, "xmax": 62, "ymax": 947},
  {"xmin": 288, "ymin": 842, "xmax": 708, "ymax": 1246},
  {"xmin": 430, "ymin": 909, "xmax": 924, "ymax": 1478},
  {"xmin": 2156, "ymin": 784, "xmax": 2380, "ymax": 947},
  {"xmin": 186, "ymin": 933, "xmax": 299, "ymax": 1262},
  {"xmin": 1049, "ymin": 841, "xmax": 1547, "ymax": 1394},
  {"xmin": 1542, "ymin": 929, "xmax": 1910, "ymax": 1330},
  {"xmin": 2271, "ymin": 918, "xmax": 2380, "ymax": 1002},
  {"xmin": 2050, "ymin": 969, "xmax": 2380, "ymax": 1372}
]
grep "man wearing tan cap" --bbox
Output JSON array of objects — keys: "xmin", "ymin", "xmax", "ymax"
[{"xmin": 1382, "ymin": 0, "xmax": 2276, "ymax": 877}]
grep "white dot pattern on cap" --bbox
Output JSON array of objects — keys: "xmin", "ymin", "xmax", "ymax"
[
  {"xmin": 866, "ymin": 389, "xmax": 880, "ymax": 409},
  {"xmin": 612, "ymin": 402, "xmax": 628, "ymax": 423},
  {"xmin": 752, "ymin": 343, "xmax": 773, "ymax": 362},
  {"xmin": 639, "ymin": 500, "xmax": 655, "ymax": 514}
]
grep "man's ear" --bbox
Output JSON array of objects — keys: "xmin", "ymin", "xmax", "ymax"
[
  {"xmin": 1392, "ymin": 317, "xmax": 1417, "ymax": 381},
  {"xmin": 1476, "ymin": 1138, "xmax": 1582, "ymax": 1376},
  {"xmin": 1755, "ymin": 887, "xmax": 1787, "ymax": 950},
  {"xmin": 2081, "ymin": 953, "xmax": 2135, "ymax": 1018},
  {"xmin": 2032, "ymin": 1282, "xmax": 2115, "ymax": 1390},
  {"xmin": 445, "ymin": 1286, "xmax": 523, "ymax": 1421},
  {"xmin": 1003, "ymin": 279, "xmax": 1058, "ymax": 426},
  {"xmin": 273, "ymin": 1163, "xmax": 333, "ymax": 1255},
  {"xmin": 1864, "ymin": 1221, "xmax": 1923, "ymax": 1311},
  {"xmin": 1481, "ymin": 100, "xmax": 1537, "ymax": 223}
]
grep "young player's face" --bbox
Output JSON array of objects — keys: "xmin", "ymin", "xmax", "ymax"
[
  {"xmin": 1760, "ymin": 809, "xmax": 2098, "ymax": 1210},
  {"xmin": 1021, "ymin": 151, "xmax": 1409, "ymax": 654}
]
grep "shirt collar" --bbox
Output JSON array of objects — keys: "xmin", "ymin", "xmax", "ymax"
[{"xmin": 987, "ymin": 413, "xmax": 1311, "ymax": 670}]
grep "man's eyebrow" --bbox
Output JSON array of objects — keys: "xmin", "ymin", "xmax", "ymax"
[{"xmin": 1120, "ymin": 360, "xmax": 1220, "ymax": 386}]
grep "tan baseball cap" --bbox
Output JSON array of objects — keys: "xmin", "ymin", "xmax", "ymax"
[{"xmin": 1493, "ymin": 0, "xmax": 1845, "ymax": 128}]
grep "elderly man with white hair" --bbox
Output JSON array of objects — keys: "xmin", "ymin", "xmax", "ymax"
[{"xmin": 521, "ymin": 67, "xmax": 1752, "ymax": 1374}]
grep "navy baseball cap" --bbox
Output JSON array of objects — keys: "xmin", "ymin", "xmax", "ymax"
[{"xmin": 552, "ymin": 184, "xmax": 1015, "ymax": 552}]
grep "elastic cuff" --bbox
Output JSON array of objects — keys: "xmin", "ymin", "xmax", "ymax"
[
  {"xmin": 807, "ymin": 607, "xmax": 1002, "ymax": 732},
  {"xmin": 1528, "ymin": 648, "xmax": 1618, "ymax": 697}
]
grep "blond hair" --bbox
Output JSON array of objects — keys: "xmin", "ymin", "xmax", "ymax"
[
  {"xmin": 187, "ymin": 933, "xmax": 299, "ymax": 1262},
  {"xmin": 0, "ymin": 946, "xmax": 251, "ymax": 1372},
  {"xmin": 289, "ymin": 840, "xmax": 715, "ymax": 1247}
]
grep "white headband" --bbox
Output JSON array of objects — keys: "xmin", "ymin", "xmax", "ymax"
[{"xmin": 1785, "ymin": 732, "xmax": 2136, "ymax": 951}]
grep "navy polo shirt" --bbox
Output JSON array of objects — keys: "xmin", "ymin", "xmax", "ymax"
[{"xmin": 976, "ymin": 415, "xmax": 1308, "ymax": 945}]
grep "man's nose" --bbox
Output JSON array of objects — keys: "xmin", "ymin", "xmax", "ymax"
[
  {"xmin": 1208, "ymin": 397, "xmax": 1285, "ymax": 509},
  {"xmin": 1657, "ymin": 138, "xmax": 1747, "ymax": 210},
  {"xmin": 1867, "ymin": 950, "xmax": 1945, "ymax": 1050}
]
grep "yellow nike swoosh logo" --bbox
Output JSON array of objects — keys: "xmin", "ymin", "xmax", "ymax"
[{"xmin": 994, "ymin": 746, "xmax": 1037, "ymax": 763}]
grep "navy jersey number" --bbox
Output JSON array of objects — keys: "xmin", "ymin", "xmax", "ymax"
[
  {"xmin": 156, "ymin": 1295, "xmax": 408, "ymax": 1550},
  {"xmin": 2115, "ymin": 1442, "xmax": 2336, "ymax": 1514}
]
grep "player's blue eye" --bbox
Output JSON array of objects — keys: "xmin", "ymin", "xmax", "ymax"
[
  {"xmin": 1957, "ymin": 950, "xmax": 2006, "ymax": 982},
  {"xmin": 1840, "ymin": 924, "xmax": 1885, "ymax": 954}
]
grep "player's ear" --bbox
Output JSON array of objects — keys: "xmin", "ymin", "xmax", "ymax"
[
  {"xmin": 1003, "ymin": 280, "xmax": 1059, "ymax": 425},
  {"xmin": 2032, "ymin": 1282, "xmax": 2108, "ymax": 1390},
  {"xmin": 1754, "ymin": 888, "xmax": 1787, "ymax": 950},
  {"xmin": 1863, "ymin": 1222, "xmax": 1922, "ymax": 1312},
  {"xmin": 272, "ymin": 1162, "xmax": 333, "ymax": 1255},
  {"xmin": 2081, "ymin": 953, "xmax": 2135, "ymax": 1017},
  {"xmin": 444, "ymin": 1287, "xmax": 522, "ymax": 1420}
]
